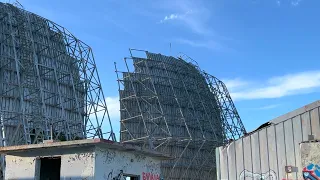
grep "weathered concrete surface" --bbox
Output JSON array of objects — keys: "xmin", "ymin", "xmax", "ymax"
[
  {"xmin": 61, "ymin": 152, "xmax": 95, "ymax": 180},
  {"xmin": 300, "ymin": 142, "xmax": 320, "ymax": 167},
  {"xmin": 95, "ymin": 147, "xmax": 161, "ymax": 180},
  {"xmin": 300, "ymin": 141, "xmax": 320, "ymax": 180},
  {"xmin": 2, "ymin": 139, "xmax": 167, "ymax": 180},
  {"xmin": 4, "ymin": 152, "xmax": 95, "ymax": 180},
  {"xmin": 5, "ymin": 155, "xmax": 36, "ymax": 180}
]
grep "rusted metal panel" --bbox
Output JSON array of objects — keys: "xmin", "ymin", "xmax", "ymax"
[{"xmin": 216, "ymin": 100, "xmax": 320, "ymax": 180}]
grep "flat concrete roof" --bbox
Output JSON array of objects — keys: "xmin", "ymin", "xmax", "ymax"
[{"xmin": 0, "ymin": 139, "xmax": 172, "ymax": 160}]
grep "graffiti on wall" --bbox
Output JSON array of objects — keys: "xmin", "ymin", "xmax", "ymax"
[
  {"xmin": 142, "ymin": 172, "xmax": 160, "ymax": 180},
  {"xmin": 105, "ymin": 170, "xmax": 126, "ymax": 180},
  {"xmin": 303, "ymin": 163, "xmax": 320, "ymax": 180},
  {"xmin": 239, "ymin": 169, "xmax": 277, "ymax": 180}
]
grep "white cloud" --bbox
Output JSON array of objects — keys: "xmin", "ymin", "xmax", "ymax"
[
  {"xmin": 223, "ymin": 78, "xmax": 250, "ymax": 91},
  {"xmin": 164, "ymin": 14, "xmax": 179, "ymax": 20},
  {"xmin": 291, "ymin": 0, "xmax": 303, "ymax": 6},
  {"xmin": 95, "ymin": 96, "xmax": 120, "ymax": 122},
  {"xmin": 160, "ymin": 10, "xmax": 193, "ymax": 23},
  {"xmin": 226, "ymin": 71, "xmax": 320, "ymax": 101},
  {"xmin": 105, "ymin": 96, "xmax": 120, "ymax": 121},
  {"xmin": 160, "ymin": 13, "xmax": 180, "ymax": 23},
  {"xmin": 94, "ymin": 97, "xmax": 119, "ymax": 126},
  {"xmin": 96, "ymin": 96, "xmax": 120, "ymax": 140},
  {"xmin": 158, "ymin": 0, "xmax": 212, "ymax": 35},
  {"xmin": 253, "ymin": 104, "xmax": 281, "ymax": 110},
  {"xmin": 157, "ymin": 0, "xmax": 232, "ymax": 50},
  {"xmin": 174, "ymin": 38, "xmax": 229, "ymax": 52},
  {"xmin": 275, "ymin": 0, "xmax": 303, "ymax": 7}
]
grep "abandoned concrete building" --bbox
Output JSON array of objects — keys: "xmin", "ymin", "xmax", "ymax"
[{"xmin": 0, "ymin": 139, "xmax": 170, "ymax": 180}]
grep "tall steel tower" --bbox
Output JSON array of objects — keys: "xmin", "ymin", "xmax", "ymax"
[
  {"xmin": 0, "ymin": 2, "xmax": 115, "ymax": 175},
  {"xmin": 115, "ymin": 49, "xmax": 246, "ymax": 179}
]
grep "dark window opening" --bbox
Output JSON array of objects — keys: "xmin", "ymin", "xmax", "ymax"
[
  {"xmin": 123, "ymin": 174, "xmax": 140, "ymax": 180},
  {"xmin": 40, "ymin": 157, "xmax": 61, "ymax": 180}
]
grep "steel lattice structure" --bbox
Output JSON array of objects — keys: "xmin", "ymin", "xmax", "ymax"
[
  {"xmin": 0, "ymin": 2, "xmax": 115, "ymax": 176},
  {"xmin": 179, "ymin": 54, "xmax": 247, "ymax": 141},
  {"xmin": 115, "ymin": 49, "xmax": 246, "ymax": 179}
]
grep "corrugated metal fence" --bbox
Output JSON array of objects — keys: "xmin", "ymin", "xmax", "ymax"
[{"xmin": 216, "ymin": 100, "xmax": 320, "ymax": 180}]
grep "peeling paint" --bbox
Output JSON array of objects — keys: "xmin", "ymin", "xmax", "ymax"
[
  {"xmin": 5, "ymin": 156, "xmax": 36, "ymax": 179},
  {"xmin": 95, "ymin": 147, "xmax": 161, "ymax": 179},
  {"xmin": 5, "ymin": 146, "xmax": 163, "ymax": 180}
]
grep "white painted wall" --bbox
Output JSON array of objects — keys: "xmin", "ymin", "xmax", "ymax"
[
  {"xmin": 60, "ymin": 152, "xmax": 95, "ymax": 179},
  {"xmin": 4, "ymin": 151, "xmax": 95, "ymax": 180},
  {"xmin": 94, "ymin": 147, "xmax": 161, "ymax": 180},
  {"xmin": 5, "ymin": 155, "xmax": 36, "ymax": 180},
  {"xmin": 4, "ymin": 146, "xmax": 162, "ymax": 180}
]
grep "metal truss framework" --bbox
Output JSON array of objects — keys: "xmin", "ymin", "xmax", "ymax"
[
  {"xmin": 115, "ymin": 49, "xmax": 246, "ymax": 180},
  {"xmin": 179, "ymin": 54, "xmax": 246, "ymax": 141},
  {"xmin": 0, "ymin": 3, "xmax": 115, "ymax": 176}
]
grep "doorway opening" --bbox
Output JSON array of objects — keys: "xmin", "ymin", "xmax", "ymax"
[{"xmin": 40, "ymin": 157, "xmax": 61, "ymax": 179}]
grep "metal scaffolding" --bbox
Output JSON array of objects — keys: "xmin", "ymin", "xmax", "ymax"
[
  {"xmin": 115, "ymin": 49, "xmax": 246, "ymax": 179},
  {"xmin": 0, "ymin": 2, "xmax": 115, "ymax": 176},
  {"xmin": 180, "ymin": 53, "xmax": 246, "ymax": 141}
]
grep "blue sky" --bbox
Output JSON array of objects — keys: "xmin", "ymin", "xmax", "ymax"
[{"xmin": 6, "ymin": 0, "xmax": 320, "ymax": 137}]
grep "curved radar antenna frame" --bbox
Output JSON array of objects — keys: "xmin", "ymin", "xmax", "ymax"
[{"xmin": 177, "ymin": 52, "xmax": 247, "ymax": 142}]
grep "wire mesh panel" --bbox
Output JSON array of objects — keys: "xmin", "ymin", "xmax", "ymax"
[
  {"xmin": 115, "ymin": 49, "xmax": 246, "ymax": 179},
  {"xmin": 0, "ymin": 2, "xmax": 115, "ymax": 178}
]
